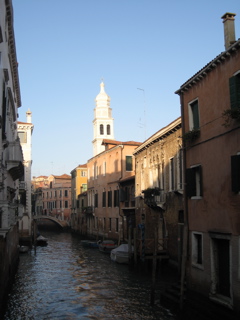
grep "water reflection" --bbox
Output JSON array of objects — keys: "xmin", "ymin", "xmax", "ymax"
[{"xmin": 3, "ymin": 232, "xmax": 176, "ymax": 320}]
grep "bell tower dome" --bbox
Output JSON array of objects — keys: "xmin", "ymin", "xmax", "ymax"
[{"xmin": 92, "ymin": 81, "xmax": 114, "ymax": 156}]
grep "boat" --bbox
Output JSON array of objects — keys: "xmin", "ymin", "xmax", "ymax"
[
  {"xmin": 19, "ymin": 245, "xmax": 29, "ymax": 253},
  {"xmin": 80, "ymin": 240, "xmax": 99, "ymax": 248},
  {"xmin": 98, "ymin": 240, "xmax": 117, "ymax": 253},
  {"xmin": 36, "ymin": 235, "xmax": 48, "ymax": 246},
  {"xmin": 110, "ymin": 244, "xmax": 134, "ymax": 264}
]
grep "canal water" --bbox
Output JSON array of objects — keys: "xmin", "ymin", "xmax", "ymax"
[{"xmin": 3, "ymin": 231, "xmax": 178, "ymax": 320}]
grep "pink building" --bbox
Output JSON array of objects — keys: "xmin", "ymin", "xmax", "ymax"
[{"xmin": 176, "ymin": 13, "xmax": 240, "ymax": 313}]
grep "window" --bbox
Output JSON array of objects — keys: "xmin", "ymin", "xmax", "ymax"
[
  {"xmin": 229, "ymin": 73, "xmax": 240, "ymax": 109},
  {"xmin": 169, "ymin": 157, "xmax": 174, "ymax": 191},
  {"xmin": 108, "ymin": 190, "xmax": 112, "ymax": 207},
  {"xmin": 64, "ymin": 201, "xmax": 68, "ymax": 208},
  {"xmin": 231, "ymin": 154, "xmax": 240, "ymax": 192},
  {"xmin": 81, "ymin": 184, "xmax": 87, "ymax": 192},
  {"xmin": 186, "ymin": 165, "xmax": 203, "ymax": 198},
  {"xmin": 103, "ymin": 161, "xmax": 106, "ymax": 176},
  {"xmin": 116, "ymin": 218, "xmax": 119, "ymax": 232},
  {"xmin": 107, "ymin": 124, "xmax": 111, "ymax": 135},
  {"xmin": 109, "ymin": 218, "xmax": 112, "ymax": 231},
  {"xmin": 81, "ymin": 170, "xmax": 87, "ymax": 177},
  {"xmin": 192, "ymin": 232, "xmax": 203, "ymax": 266},
  {"xmin": 177, "ymin": 149, "xmax": 183, "ymax": 190},
  {"xmin": 18, "ymin": 132, "xmax": 27, "ymax": 143},
  {"xmin": 64, "ymin": 190, "xmax": 68, "ymax": 197},
  {"xmin": 94, "ymin": 193, "xmax": 98, "ymax": 208},
  {"xmin": 102, "ymin": 191, "xmax": 106, "ymax": 207},
  {"xmin": 100, "ymin": 124, "xmax": 104, "ymax": 135},
  {"xmin": 126, "ymin": 156, "xmax": 133, "ymax": 171},
  {"xmin": 114, "ymin": 189, "xmax": 119, "ymax": 207},
  {"xmin": 189, "ymin": 99, "xmax": 200, "ymax": 130}
]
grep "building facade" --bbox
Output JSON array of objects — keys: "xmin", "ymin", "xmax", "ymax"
[
  {"xmin": 86, "ymin": 139, "xmax": 141, "ymax": 241},
  {"xmin": 70, "ymin": 164, "xmax": 87, "ymax": 231},
  {"xmin": 17, "ymin": 109, "xmax": 34, "ymax": 238},
  {"xmin": 0, "ymin": 0, "xmax": 24, "ymax": 311},
  {"xmin": 175, "ymin": 13, "xmax": 240, "ymax": 312},
  {"xmin": 41, "ymin": 174, "xmax": 72, "ymax": 221},
  {"xmin": 133, "ymin": 117, "xmax": 183, "ymax": 267}
]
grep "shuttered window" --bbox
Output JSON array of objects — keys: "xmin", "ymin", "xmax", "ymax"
[
  {"xmin": 102, "ymin": 191, "xmax": 106, "ymax": 207},
  {"xmin": 114, "ymin": 189, "xmax": 119, "ymax": 207},
  {"xmin": 126, "ymin": 156, "xmax": 133, "ymax": 171},
  {"xmin": 229, "ymin": 74, "xmax": 240, "ymax": 110},
  {"xmin": 231, "ymin": 155, "xmax": 240, "ymax": 193},
  {"xmin": 186, "ymin": 165, "xmax": 203, "ymax": 198},
  {"xmin": 190, "ymin": 100, "xmax": 200, "ymax": 130},
  {"xmin": 108, "ymin": 190, "xmax": 112, "ymax": 207},
  {"xmin": 94, "ymin": 193, "xmax": 98, "ymax": 208}
]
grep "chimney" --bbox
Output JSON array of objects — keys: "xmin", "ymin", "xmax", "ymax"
[
  {"xmin": 26, "ymin": 109, "xmax": 32, "ymax": 123},
  {"xmin": 221, "ymin": 12, "xmax": 236, "ymax": 50}
]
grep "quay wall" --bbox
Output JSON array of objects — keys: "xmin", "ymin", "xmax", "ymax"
[{"xmin": 0, "ymin": 225, "xmax": 19, "ymax": 313}]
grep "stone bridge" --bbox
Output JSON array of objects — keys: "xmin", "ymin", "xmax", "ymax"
[{"xmin": 33, "ymin": 215, "xmax": 69, "ymax": 229}]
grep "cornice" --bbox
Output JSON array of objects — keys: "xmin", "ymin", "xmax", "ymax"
[{"xmin": 175, "ymin": 39, "xmax": 240, "ymax": 95}]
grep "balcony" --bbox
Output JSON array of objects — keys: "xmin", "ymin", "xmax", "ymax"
[
  {"xmin": 6, "ymin": 139, "xmax": 24, "ymax": 180},
  {"xmin": 142, "ymin": 188, "xmax": 166, "ymax": 210},
  {"xmin": 85, "ymin": 206, "xmax": 94, "ymax": 214},
  {"xmin": 19, "ymin": 181, "xmax": 26, "ymax": 190}
]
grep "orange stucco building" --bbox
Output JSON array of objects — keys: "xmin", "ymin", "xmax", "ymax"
[{"xmin": 86, "ymin": 139, "xmax": 141, "ymax": 241}]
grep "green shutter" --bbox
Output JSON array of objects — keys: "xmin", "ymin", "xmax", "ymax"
[
  {"xmin": 126, "ymin": 156, "xmax": 133, "ymax": 171},
  {"xmin": 191, "ymin": 101, "xmax": 199, "ymax": 129},
  {"xmin": 186, "ymin": 168, "xmax": 196, "ymax": 197},
  {"xmin": 229, "ymin": 75, "xmax": 240, "ymax": 110},
  {"xmin": 231, "ymin": 155, "xmax": 240, "ymax": 193}
]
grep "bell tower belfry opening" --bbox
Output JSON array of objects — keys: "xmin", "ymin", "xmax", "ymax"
[{"xmin": 92, "ymin": 81, "xmax": 114, "ymax": 156}]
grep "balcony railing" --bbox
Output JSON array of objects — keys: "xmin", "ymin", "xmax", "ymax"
[
  {"xmin": 85, "ymin": 206, "xmax": 94, "ymax": 214},
  {"xmin": 142, "ymin": 188, "xmax": 166, "ymax": 209}
]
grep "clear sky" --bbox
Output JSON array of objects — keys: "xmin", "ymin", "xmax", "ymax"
[{"xmin": 12, "ymin": 0, "xmax": 240, "ymax": 177}]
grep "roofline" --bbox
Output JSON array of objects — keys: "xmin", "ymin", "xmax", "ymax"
[
  {"xmin": 175, "ymin": 39, "xmax": 240, "ymax": 95},
  {"xmin": 133, "ymin": 117, "xmax": 181, "ymax": 156},
  {"xmin": 5, "ymin": 0, "xmax": 21, "ymax": 107}
]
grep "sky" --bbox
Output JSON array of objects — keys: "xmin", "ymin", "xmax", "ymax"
[{"xmin": 12, "ymin": 0, "xmax": 240, "ymax": 177}]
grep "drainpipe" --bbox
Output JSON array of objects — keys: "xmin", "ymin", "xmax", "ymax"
[
  {"xmin": 118, "ymin": 145, "xmax": 124, "ymax": 242},
  {"xmin": 179, "ymin": 91, "xmax": 189, "ymax": 309}
]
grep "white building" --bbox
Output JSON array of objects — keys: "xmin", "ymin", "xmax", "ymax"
[
  {"xmin": 18, "ymin": 109, "xmax": 34, "ymax": 237},
  {"xmin": 92, "ymin": 82, "xmax": 114, "ymax": 156},
  {"xmin": 0, "ymin": 0, "xmax": 24, "ymax": 310}
]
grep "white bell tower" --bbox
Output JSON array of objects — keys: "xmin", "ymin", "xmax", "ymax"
[{"xmin": 92, "ymin": 81, "xmax": 114, "ymax": 156}]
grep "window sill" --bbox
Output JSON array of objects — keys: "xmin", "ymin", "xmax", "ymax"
[{"xmin": 191, "ymin": 196, "xmax": 202, "ymax": 200}]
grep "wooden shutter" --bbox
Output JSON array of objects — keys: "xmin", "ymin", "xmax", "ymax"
[
  {"xmin": 191, "ymin": 100, "xmax": 199, "ymax": 129},
  {"xmin": 231, "ymin": 155, "xmax": 240, "ymax": 192},
  {"xmin": 186, "ymin": 168, "xmax": 196, "ymax": 197},
  {"xmin": 229, "ymin": 75, "xmax": 240, "ymax": 110},
  {"xmin": 119, "ymin": 188, "xmax": 126, "ymax": 202},
  {"xmin": 199, "ymin": 165, "xmax": 203, "ymax": 197}
]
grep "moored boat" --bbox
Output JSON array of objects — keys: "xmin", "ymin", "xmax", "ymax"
[
  {"xmin": 19, "ymin": 245, "xmax": 29, "ymax": 253},
  {"xmin": 36, "ymin": 235, "xmax": 48, "ymax": 246},
  {"xmin": 110, "ymin": 244, "xmax": 133, "ymax": 264},
  {"xmin": 99, "ymin": 240, "xmax": 117, "ymax": 253}
]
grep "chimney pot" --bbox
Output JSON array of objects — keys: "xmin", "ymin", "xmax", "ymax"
[{"xmin": 221, "ymin": 12, "xmax": 236, "ymax": 50}]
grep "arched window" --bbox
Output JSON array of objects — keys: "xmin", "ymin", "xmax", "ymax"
[
  {"xmin": 107, "ymin": 124, "xmax": 111, "ymax": 135},
  {"xmin": 100, "ymin": 124, "xmax": 104, "ymax": 135}
]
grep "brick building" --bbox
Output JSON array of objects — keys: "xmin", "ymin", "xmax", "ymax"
[{"xmin": 133, "ymin": 117, "xmax": 183, "ymax": 267}]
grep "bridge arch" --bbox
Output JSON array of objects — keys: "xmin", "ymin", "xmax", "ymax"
[{"xmin": 33, "ymin": 215, "xmax": 69, "ymax": 229}]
